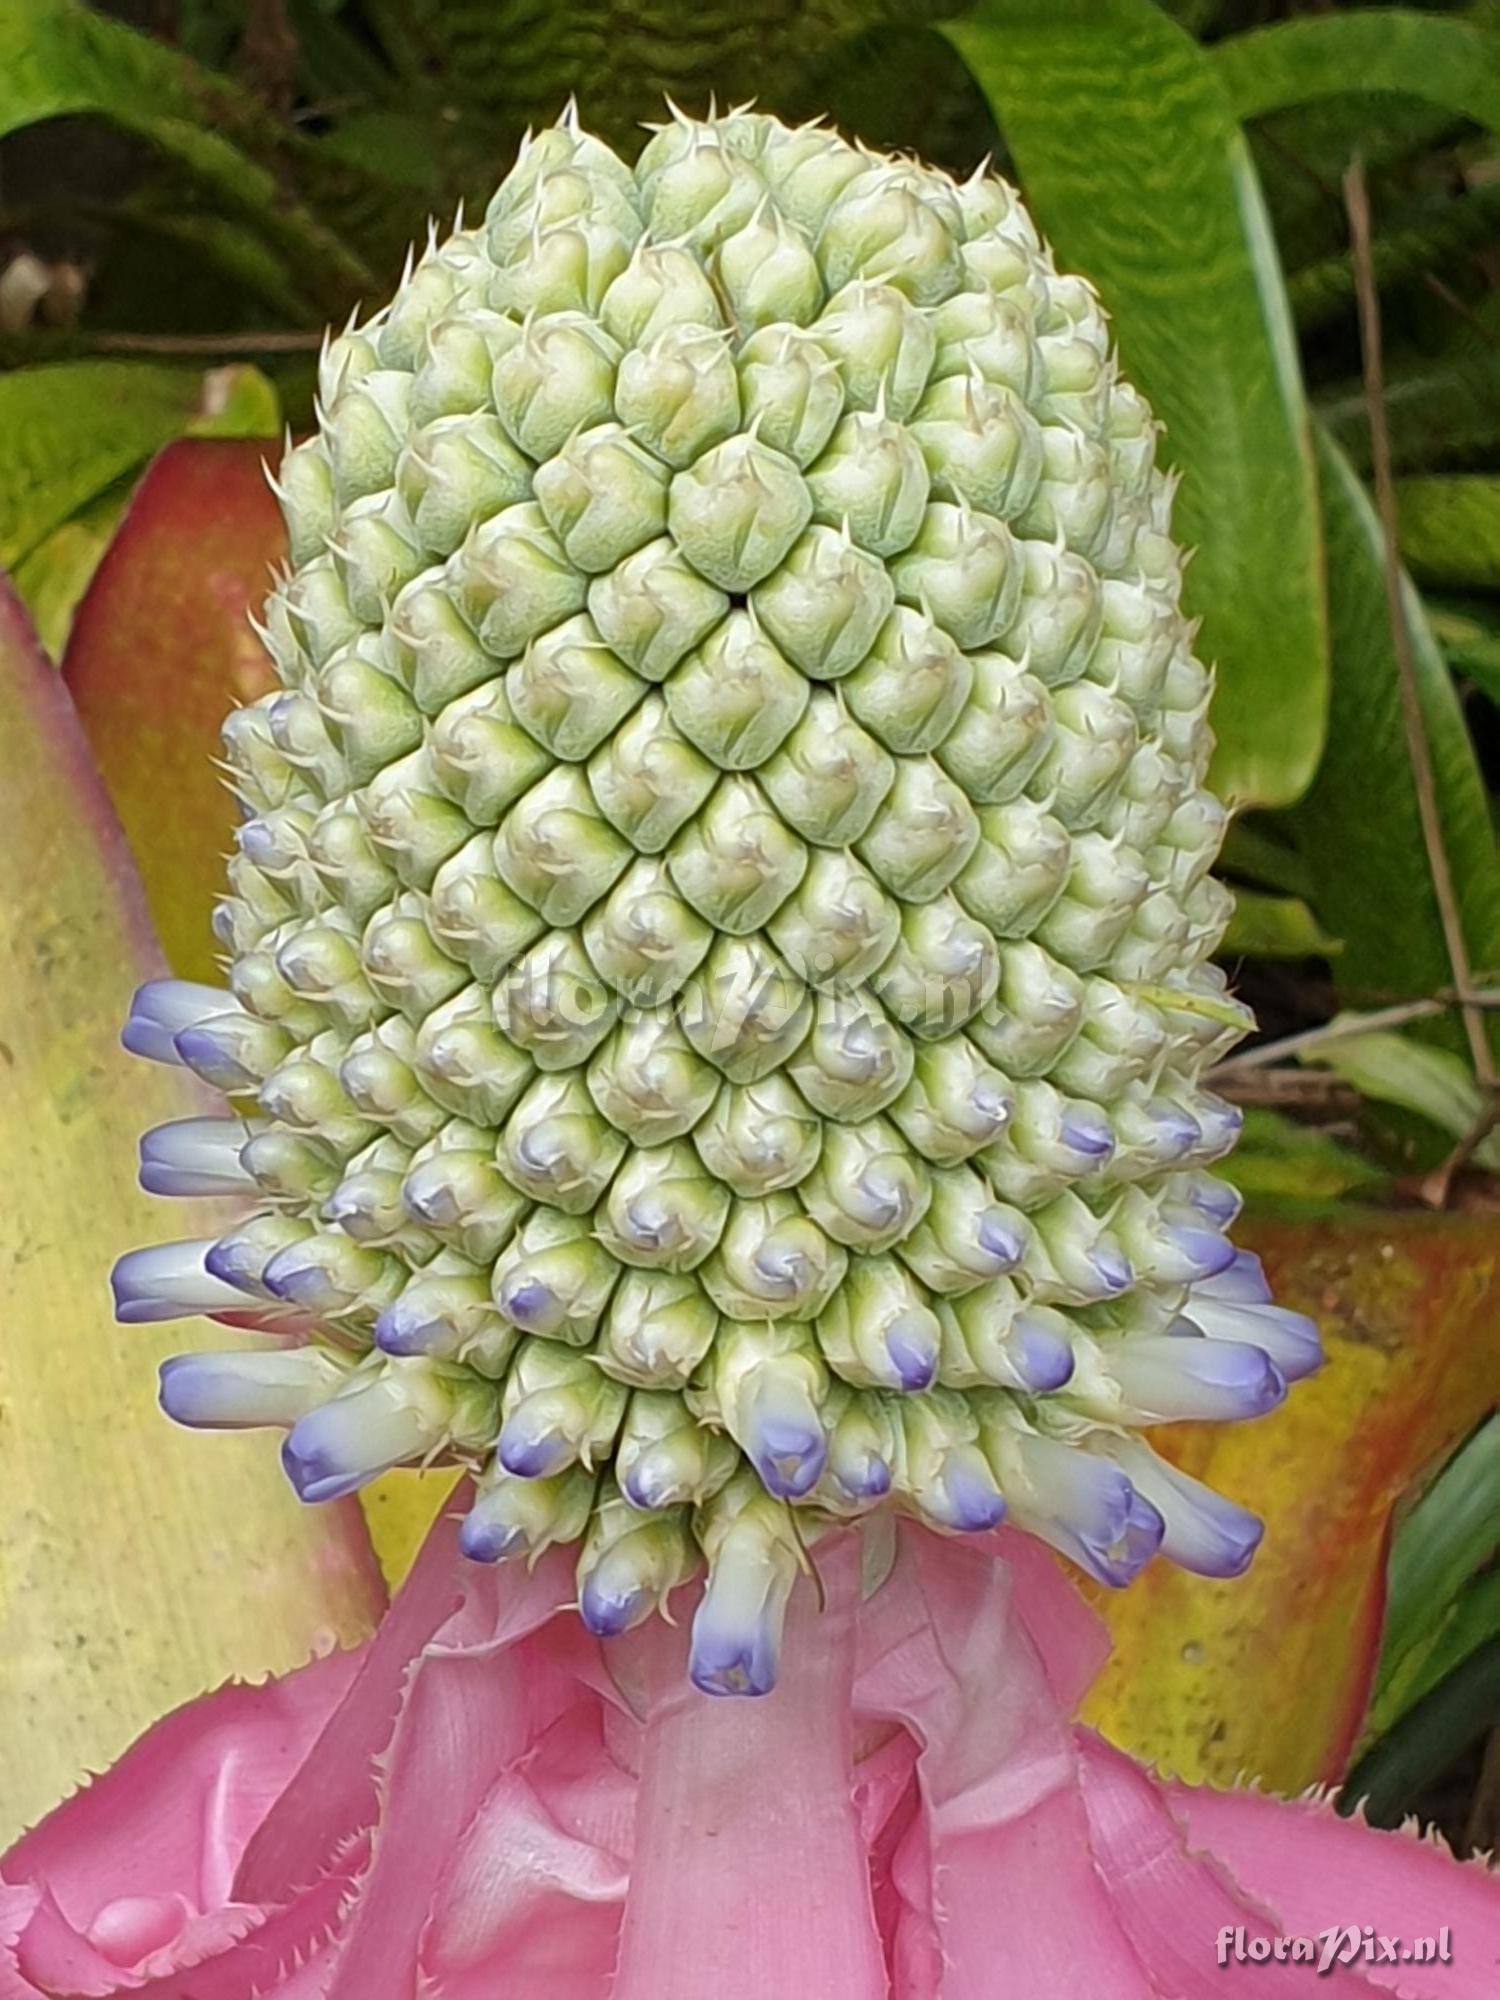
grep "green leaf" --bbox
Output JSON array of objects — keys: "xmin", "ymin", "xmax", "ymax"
[
  {"xmin": 1216, "ymin": 10, "xmax": 1500, "ymax": 136},
  {"xmin": 317, "ymin": 111, "xmax": 445, "ymax": 194},
  {"xmin": 1429, "ymin": 598, "xmax": 1500, "ymax": 706},
  {"xmin": 348, "ymin": 0, "xmax": 944, "ymax": 157},
  {"xmin": 1218, "ymin": 887, "xmax": 1340, "ymax": 960},
  {"xmin": 1396, "ymin": 476, "xmax": 1500, "ymax": 590},
  {"xmin": 940, "ymin": 0, "xmax": 1326, "ymax": 810},
  {"xmin": 1380, "ymin": 1415, "xmax": 1500, "ymax": 1694},
  {"xmin": 1288, "ymin": 180, "xmax": 1500, "ymax": 338},
  {"xmin": 1221, "ymin": 1106, "xmax": 1389, "ymax": 1203},
  {"xmin": 1320, "ymin": 340, "xmax": 1500, "ymax": 478},
  {"xmin": 1289, "ymin": 434, "xmax": 1500, "ymax": 1029},
  {"xmin": 0, "ymin": 361, "xmax": 278, "ymax": 573},
  {"xmin": 1368, "ymin": 1568, "xmax": 1500, "ymax": 1739},
  {"xmin": 0, "ymin": 0, "xmax": 376, "ymax": 314},
  {"xmin": 1213, "ymin": 13, "xmax": 1500, "ymax": 337},
  {"xmin": 1300, "ymin": 1025, "xmax": 1500, "ymax": 1166},
  {"xmin": 10, "ymin": 480, "xmax": 133, "ymax": 660},
  {"xmin": 1342, "ymin": 1633, "xmax": 1500, "ymax": 1825},
  {"xmin": 1218, "ymin": 819, "xmax": 1314, "ymax": 899}
]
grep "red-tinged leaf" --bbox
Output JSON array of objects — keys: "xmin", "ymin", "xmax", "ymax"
[
  {"xmin": 0, "ymin": 575, "xmax": 383, "ymax": 1846},
  {"xmin": 62, "ymin": 436, "xmax": 285, "ymax": 985},
  {"xmin": 1085, "ymin": 1208, "xmax": 1500, "ymax": 1792}
]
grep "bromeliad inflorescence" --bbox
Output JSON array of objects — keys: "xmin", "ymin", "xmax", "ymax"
[{"xmin": 113, "ymin": 102, "xmax": 1321, "ymax": 1697}]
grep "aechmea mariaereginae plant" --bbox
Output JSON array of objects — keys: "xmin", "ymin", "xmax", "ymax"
[{"xmin": 113, "ymin": 101, "xmax": 1321, "ymax": 1696}]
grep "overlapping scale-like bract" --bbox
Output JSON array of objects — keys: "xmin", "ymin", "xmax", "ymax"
[{"xmin": 115, "ymin": 104, "xmax": 1320, "ymax": 1697}]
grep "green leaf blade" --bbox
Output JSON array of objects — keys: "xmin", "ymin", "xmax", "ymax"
[
  {"xmin": 0, "ymin": 361, "xmax": 277, "ymax": 573},
  {"xmin": 1291, "ymin": 435, "xmax": 1500, "ymax": 1025},
  {"xmin": 1397, "ymin": 477, "xmax": 1500, "ymax": 591},
  {"xmin": 1217, "ymin": 10, "xmax": 1500, "ymax": 135},
  {"xmin": 942, "ymin": 0, "xmax": 1327, "ymax": 809},
  {"xmin": 1380, "ymin": 1415, "xmax": 1500, "ymax": 1697}
]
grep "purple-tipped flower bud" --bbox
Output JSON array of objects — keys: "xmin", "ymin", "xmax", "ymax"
[
  {"xmin": 1179, "ymin": 1276, "xmax": 1324, "ymax": 1385},
  {"xmin": 1086, "ymin": 1434, "xmax": 1264, "ymax": 1580},
  {"xmin": 694, "ymin": 1317, "xmax": 828, "ymax": 1499},
  {"xmin": 1173, "ymin": 1172, "xmax": 1243, "ymax": 1231},
  {"xmin": 375, "ymin": 1260, "xmax": 516, "ymax": 1373},
  {"xmin": 138, "ymin": 1117, "xmax": 255, "ymax": 1198},
  {"xmin": 984, "ymin": 1417, "xmax": 1163, "ymax": 1588},
  {"xmin": 123, "ymin": 980, "xmax": 238, "ymax": 1066},
  {"xmin": 173, "ymin": 1013, "xmax": 293, "ymax": 1094},
  {"xmin": 816, "ymin": 1255, "xmax": 941, "ymax": 1392},
  {"xmin": 1102, "ymin": 1332, "xmax": 1287, "ymax": 1424},
  {"xmin": 689, "ymin": 1474, "xmax": 802, "ymax": 1697},
  {"xmin": 613, "ymin": 1388, "xmax": 738, "ymax": 1511},
  {"xmin": 283, "ymin": 1357, "xmax": 497, "ymax": 1502},
  {"xmin": 822, "ymin": 1390, "xmax": 896, "ymax": 1506},
  {"xmin": 897, "ymin": 1391, "xmax": 1007, "ymax": 1533},
  {"xmin": 940, "ymin": 1287, "xmax": 1077, "ymax": 1394},
  {"xmin": 159, "ymin": 1346, "xmax": 348, "ymax": 1431},
  {"xmin": 576, "ymin": 1490, "xmax": 698, "ymax": 1636},
  {"xmin": 111, "ymin": 1239, "xmax": 251, "ymax": 1323},
  {"xmin": 461, "ymin": 1461, "xmax": 597, "ymax": 1563},
  {"xmin": 497, "ymin": 1340, "xmax": 627, "ymax": 1478}
]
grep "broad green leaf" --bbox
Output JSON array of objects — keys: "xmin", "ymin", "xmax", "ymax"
[
  {"xmin": 0, "ymin": 0, "xmax": 374, "ymax": 312},
  {"xmin": 941, "ymin": 0, "xmax": 1326, "ymax": 809},
  {"xmin": 1396, "ymin": 476, "xmax": 1500, "ymax": 589},
  {"xmin": 1368, "ymin": 1568, "xmax": 1500, "ymax": 1739},
  {"xmin": 0, "ymin": 361, "xmax": 278, "ymax": 573},
  {"xmin": 1289, "ymin": 436, "xmax": 1500, "ymax": 1033},
  {"xmin": 1088, "ymin": 1208, "xmax": 1500, "ymax": 1789},
  {"xmin": 1216, "ymin": 10, "xmax": 1500, "ymax": 135},
  {"xmin": 1300, "ymin": 1026, "xmax": 1500, "ymax": 1168},
  {"xmin": 0, "ymin": 576, "xmax": 383, "ymax": 1843},
  {"xmin": 1379, "ymin": 1415, "xmax": 1500, "ymax": 1701},
  {"xmin": 1219, "ymin": 888, "xmax": 1340, "ymax": 960},
  {"xmin": 1221, "ymin": 1107, "xmax": 1389, "ymax": 1203},
  {"xmin": 1342, "ymin": 1635, "xmax": 1500, "ymax": 1825}
]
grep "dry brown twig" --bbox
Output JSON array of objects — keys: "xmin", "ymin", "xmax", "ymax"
[{"xmin": 1212, "ymin": 989, "xmax": 1500, "ymax": 1078}]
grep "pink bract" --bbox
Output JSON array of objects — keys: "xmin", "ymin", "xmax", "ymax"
[{"xmin": 3, "ymin": 1513, "xmax": 1496, "ymax": 1998}]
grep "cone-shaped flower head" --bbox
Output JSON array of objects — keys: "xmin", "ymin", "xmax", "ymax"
[{"xmin": 115, "ymin": 103, "xmax": 1321, "ymax": 1692}]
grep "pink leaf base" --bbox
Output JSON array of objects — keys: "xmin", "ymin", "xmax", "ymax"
[{"xmin": 3, "ymin": 1511, "xmax": 1495, "ymax": 1998}]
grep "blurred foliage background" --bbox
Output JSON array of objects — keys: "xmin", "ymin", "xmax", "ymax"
[{"xmin": 1, "ymin": 0, "xmax": 1498, "ymax": 1855}]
